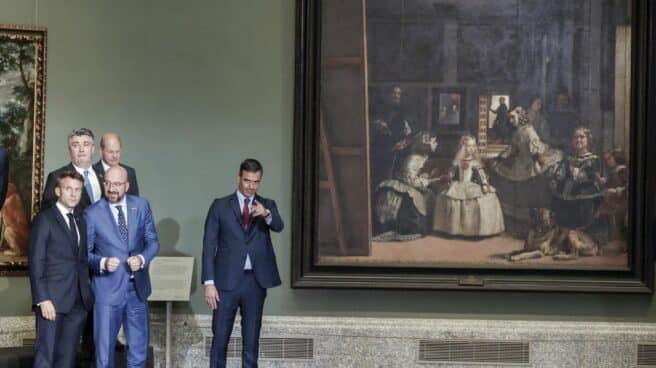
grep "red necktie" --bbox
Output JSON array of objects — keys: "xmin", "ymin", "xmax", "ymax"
[{"xmin": 242, "ymin": 198, "xmax": 250, "ymax": 229}]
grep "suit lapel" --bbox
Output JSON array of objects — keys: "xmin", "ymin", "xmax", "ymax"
[
  {"xmin": 229, "ymin": 194, "xmax": 243, "ymax": 229},
  {"xmin": 126, "ymin": 196, "xmax": 138, "ymax": 251},
  {"xmin": 51, "ymin": 208, "xmax": 78, "ymax": 255},
  {"xmin": 103, "ymin": 199, "xmax": 124, "ymax": 246},
  {"xmin": 93, "ymin": 163, "xmax": 105, "ymax": 196}
]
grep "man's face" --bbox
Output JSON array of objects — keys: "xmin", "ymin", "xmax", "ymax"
[
  {"xmin": 101, "ymin": 138, "xmax": 122, "ymax": 166},
  {"xmin": 237, "ymin": 170, "xmax": 262, "ymax": 198},
  {"xmin": 103, "ymin": 168, "xmax": 129, "ymax": 203},
  {"xmin": 390, "ymin": 86, "xmax": 402, "ymax": 106},
  {"xmin": 55, "ymin": 177, "xmax": 83, "ymax": 210},
  {"xmin": 68, "ymin": 135, "xmax": 95, "ymax": 168}
]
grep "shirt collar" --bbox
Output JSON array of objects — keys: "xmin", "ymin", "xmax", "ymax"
[
  {"xmin": 55, "ymin": 201, "xmax": 75, "ymax": 219},
  {"xmin": 101, "ymin": 160, "xmax": 112, "ymax": 172},
  {"xmin": 109, "ymin": 196, "xmax": 127, "ymax": 209},
  {"xmin": 72, "ymin": 163, "xmax": 94, "ymax": 175},
  {"xmin": 236, "ymin": 190, "xmax": 254, "ymax": 204}
]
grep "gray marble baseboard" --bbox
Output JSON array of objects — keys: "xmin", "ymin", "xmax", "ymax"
[{"xmin": 3, "ymin": 314, "xmax": 656, "ymax": 367}]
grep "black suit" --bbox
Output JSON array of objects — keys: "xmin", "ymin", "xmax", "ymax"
[
  {"xmin": 92, "ymin": 160, "xmax": 139, "ymax": 196},
  {"xmin": 28, "ymin": 206, "xmax": 94, "ymax": 368},
  {"xmin": 41, "ymin": 163, "xmax": 103, "ymax": 367},
  {"xmin": 42, "ymin": 163, "xmax": 104, "ymax": 216}
]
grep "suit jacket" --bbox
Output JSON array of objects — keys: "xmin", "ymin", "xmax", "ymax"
[
  {"xmin": 85, "ymin": 195, "xmax": 159, "ymax": 305},
  {"xmin": 202, "ymin": 193, "xmax": 283, "ymax": 291},
  {"xmin": 0, "ymin": 146, "xmax": 8, "ymax": 209},
  {"xmin": 42, "ymin": 163, "xmax": 105, "ymax": 216},
  {"xmin": 93, "ymin": 160, "xmax": 140, "ymax": 196},
  {"xmin": 28, "ymin": 207, "xmax": 94, "ymax": 313}
]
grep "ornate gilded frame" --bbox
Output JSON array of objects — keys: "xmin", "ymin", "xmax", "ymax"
[
  {"xmin": 0, "ymin": 25, "xmax": 47, "ymax": 276},
  {"xmin": 292, "ymin": 0, "xmax": 656, "ymax": 293}
]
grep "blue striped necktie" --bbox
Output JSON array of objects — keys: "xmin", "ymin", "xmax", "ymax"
[
  {"xmin": 83, "ymin": 170, "xmax": 95, "ymax": 202},
  {"xmin": 116, "ymin": 205, "xmax": 128, "ymax": 244}
]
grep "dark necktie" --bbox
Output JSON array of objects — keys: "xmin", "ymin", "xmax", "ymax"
[
  {"xmin": 242, "ymin": 198, "xmax": 250, "ymax": 230},
  {"xmin": 116, "ymin": 205, "xmax": 128, "ymax": 244},
  {"xmin": 66, "ymin": 213, "xmax": 78, "ymax": 247}
]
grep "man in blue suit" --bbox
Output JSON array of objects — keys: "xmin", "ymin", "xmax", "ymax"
[
  {"xmin": 28, "ymin": 171, "xmax": 94, "ymax": 367},
  {"xmin": 85, "ymin": 165, "xmax": 160, "ymax": 368},
  {"xmin": 202, "ymin": 158, "xmax": 284, "ymax": 368}
]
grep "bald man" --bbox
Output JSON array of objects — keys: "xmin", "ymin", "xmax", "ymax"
[
  {"xmin": 93, "ymin": 132, "xmax": 139, "ymax": 196},
  {"xmin": 85, "ymin": 166, "xmax": 159, "ymax": 368}
]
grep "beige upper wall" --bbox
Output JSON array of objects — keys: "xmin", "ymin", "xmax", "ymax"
[{"xmin": 1, "ymin": 0, "xmax": 655, "ymax": 322}]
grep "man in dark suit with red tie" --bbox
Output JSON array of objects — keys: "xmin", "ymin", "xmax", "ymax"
[
  {"xmin": 28, "ymin": 171, "xmax": 94, "ymax": 368},
  {"xmin": 202, "ymin": 158, "xmax": 284, "ymax": 368}
]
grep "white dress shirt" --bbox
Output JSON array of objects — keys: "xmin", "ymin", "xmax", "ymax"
[
  {"xmin": 72, "ymin": 163, "xmax": 102, "ymax": 203},
  {"xmin": 204, "ymin": 191, "xmax": 272, "ymax": 286}
]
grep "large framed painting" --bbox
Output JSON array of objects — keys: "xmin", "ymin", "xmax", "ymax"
[
  {"xmin": 292, "ymin": 0, "xmax": 656, "ymax": 292},
  {"xmin": 0, "ymin": 25, "xmax": 47, "ymax": 275}
]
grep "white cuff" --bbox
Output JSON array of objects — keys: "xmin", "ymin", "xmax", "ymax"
[{"xmin": 204, "ymin": 280, "xmax": 215, "ymax": 285}]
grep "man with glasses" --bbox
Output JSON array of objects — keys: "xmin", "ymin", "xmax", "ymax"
[{"xmin": 85, "ymin": 165, "xmax": 159, "ymax": 368}]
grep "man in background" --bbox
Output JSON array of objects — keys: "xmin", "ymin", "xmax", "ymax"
[
  {"xmin": 93, "ymin": 132, "xmax": 139, "ymax": 196},
  {"xmin": 29, "ymin": 171, "xmax": 94, "ymax": 367},
  {"xmin": 42, "ymin": 128, "xmax": 103, "ymax": 215}
]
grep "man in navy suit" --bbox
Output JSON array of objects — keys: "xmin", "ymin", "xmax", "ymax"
[
  {"xmin": 202, "ymin": 158, "xmax": 284, "ymax": 368},
  {"xmin": 93, "ymin": 132, "xmax": 140, "ymax": 196},
  {"xmin": 28, "ymin": 171, "xmax": 94, "ymax": 368},
  {"xmin": 85, "ymin": 165, "xmax": 160, "ymax": 368}
]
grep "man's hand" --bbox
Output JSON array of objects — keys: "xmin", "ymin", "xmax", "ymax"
[
  {"xmin": 127, "ymin": 256, "xmax": 143, "ymax": 272},
  {"xmin": 105, "ymin": 257, "xmax": 121, "ymax": 272},
  {"xmin": 39, "ymin": 300, "xmax": 56, "ymax": 321},
  {"xmin": 250, "ymin": 200, "xmax": 270, "ymax": 218},
  {"xmin": 204, "ymin": 284, "xmax": 220, "ymax": 310}
]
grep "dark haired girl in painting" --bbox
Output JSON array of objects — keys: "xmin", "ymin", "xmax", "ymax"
[
  {"xmin": 373, "ymin": 132, "xmax": 439, "ymax": 241},
  {"xmin": 550, "ymin": 127, "xmax": 612, "ymax": 245},
  {"xmin": 433, "ymin": 135, "xmax": 504, "ymax": 237}
]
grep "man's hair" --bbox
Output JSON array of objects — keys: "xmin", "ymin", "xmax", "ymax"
[
  {"xmin": 67, "ymin": 128, "xmax": 95, "ymax": 143},
  {"xmin": 239, "ymin": 158, "xmax": 263, "ymax": 176},
  {"xmin": 100, "ymin": 133, "xmax": 122, "ymax": 149},
  {"xmin": 56, "ymin": 171, "xmax": 84, "ymax": 187}
]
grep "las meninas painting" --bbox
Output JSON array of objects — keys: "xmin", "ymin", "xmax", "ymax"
[{"xmin": 313, "ymin": 0, "xmax": 633, "ymax": 272}]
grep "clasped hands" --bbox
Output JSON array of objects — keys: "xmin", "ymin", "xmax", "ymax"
[{"xmin": 104, "ymin": 256, "xmax": 143, "ymax": 272}]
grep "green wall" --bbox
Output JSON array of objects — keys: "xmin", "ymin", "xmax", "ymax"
[{"xmin": 1, "ymin": 0, "xmax": 655, "ymax": 322}]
